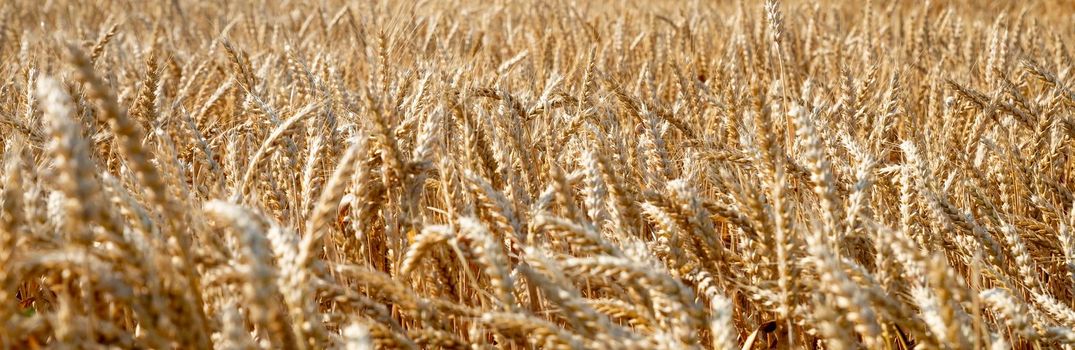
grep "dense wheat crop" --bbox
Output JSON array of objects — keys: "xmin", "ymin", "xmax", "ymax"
[{"xmin": 3, "ymin": 0, "xmax": 1075, "ymax": 348}]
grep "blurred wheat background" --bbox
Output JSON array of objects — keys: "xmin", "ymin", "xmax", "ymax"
[{"xmin": 2, "ymin": 0, "xmax": 1075, "ymax": 348}]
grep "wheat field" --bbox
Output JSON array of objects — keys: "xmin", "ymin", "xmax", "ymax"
[{"xmin": 2, "ymin": 0, "xmax": 1075, "ymax": 348}]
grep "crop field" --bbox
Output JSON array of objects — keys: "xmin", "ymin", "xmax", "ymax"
[{"xmin": 2, "ymin": 0, "xmax": 1075, "ymax": 348}]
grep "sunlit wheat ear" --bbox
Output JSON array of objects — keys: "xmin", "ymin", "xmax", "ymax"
[
  {"xmin": 1061, "ymin": 203, "xmax": 1075, "ymax": 287},
  {"xmin": 533, "ymin": 213, "xmax": 621, "ymax": 256},
  {"xmin": 792, "ymin": 107, "xmax": 844, "ymax": 238},
  {"xmin": 0, "ymin": 144, "xmax": 24, "ymax": 311},
  {"xmin": 306, "ymin": 133, "xmax": 369, "ymax": 244},
  {"xmin": 811, "ymin": 293, "xmax": 856, "ymax": 350},
  {"xmin": 300, "ymin": 133, "xmax": 326, "ymax": 218},
  {"xmin": 68, "ymin": 45, "xmax": 170, "ymax": 213},
  {"xmin": 708, "ymin": 296, "xmax": 738, "ymax": 350},
  {"xmin": 332, "ymin": 265, "xmax": 431, "ymax": 322},
  {"xmin": 363, "ymin": 321, "xmax": 418, "ymax": 350},
  {"xmin": 980, "ymin": 288, "xmax": 1037, "ymax": 341},
  {"xmin": 458, "ymin": 216, "xmax": 517, "ymax": 311},
  {"xmin": 215, "ymin": 302, "xmax": 258, "ymax": 350},
  {"xmin": 518, "ymin": 249, "xmax": 624, "ymax": 347},
  {"xmin": 203, "ymin": 201, "xmax": 298, "ymax": 349},
  {"xmin": 399, "ymin": 224, "xmax": 452, "ymax": 278},
  {"xmin": 234, "ymin": 102, "xmax": 322, "ymax": 202},
  {"xmin": 560, "ymin": 255, "xmax": 705, "ymax": 345},
  {"xmin": 36, "ymin": 76, "xmax": 101, "ymax": 245},
  {"xmin": 806, "ymin": 239, "xmax": 884, "ymax": 348},
  {"xmin": 480, "ymin": 312, "xmax": 587, "ymax": 350},
  {"xmin": 340, "ymin": 322, "xmax": 375, "ymax": 350},
  {"xmin": 266, "ymin": 223, "xmax": 330, "ymax": 348}
]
